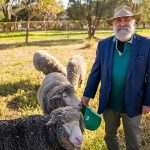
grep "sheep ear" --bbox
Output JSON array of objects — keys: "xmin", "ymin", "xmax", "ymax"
[
  {"xmin": 46, "ymin": 115, "xmax": 58, "ymax": 125},
  {"xmin": 46, "ymin": 110, "xmax": 62, "ymax": 126}
]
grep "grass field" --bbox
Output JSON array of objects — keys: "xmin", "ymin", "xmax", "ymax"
[{"xmin": 0, "ymin": 29, "xmax": 150, "ymax": 150}]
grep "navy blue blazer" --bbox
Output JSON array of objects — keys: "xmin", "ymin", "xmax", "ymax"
[{"xmin": 83, "ymin": 34, "xmax": 150, "ymax": 117}]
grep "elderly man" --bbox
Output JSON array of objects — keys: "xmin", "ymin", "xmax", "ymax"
[{"xmin": 81, "ymin": 6, "xmax": 150, "ymax": 150}]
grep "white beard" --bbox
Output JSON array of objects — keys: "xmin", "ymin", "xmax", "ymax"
[{"xmin": 113, "ymin": 25, "xmax": 135, "ymax": 42}]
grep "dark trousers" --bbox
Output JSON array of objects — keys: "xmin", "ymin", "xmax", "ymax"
[{"xmin": 103, "ymin": 109, "xmax": 142, "ymax": 150}]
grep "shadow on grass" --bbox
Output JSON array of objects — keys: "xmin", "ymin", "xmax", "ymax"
[
  {"xmin": 0, "ymin": 79, "xmax": 40, "ymax": 110},
  {"xmin": 7, "ymin": 91, "xmax": 39, "ymax": 110},
  {"xmin": 0, "ymin": 38, "xmax": 84, "ymax": 50},
  {"xmin": 0, "ymin": 80, "xmax": 39, "ymax": 96}
]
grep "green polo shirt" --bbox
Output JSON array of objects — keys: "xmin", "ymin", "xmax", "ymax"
[{"xmin": 108, "ymin": 42, "xmax": 132, "ymax": 113}]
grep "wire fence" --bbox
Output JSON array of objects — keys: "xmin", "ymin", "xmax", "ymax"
[{"xmin": 0, "ymin": 20, "xmax": 150, "ymax": 32}]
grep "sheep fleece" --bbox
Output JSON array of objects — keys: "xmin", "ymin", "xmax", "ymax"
[
  {"xmin": 37, "ymin": 72, "xmax": 75, "ymax": 114},
  {"xmin": 0, "ymin": 115, "xmax": 65, "ymax": 150},
  {"xmin": 33, "ymin": 50, "xmax": 66, "ymax": 76},
  {"xmin": 67, "ymin": 55, "xmax": 86, "ymax": 89}
]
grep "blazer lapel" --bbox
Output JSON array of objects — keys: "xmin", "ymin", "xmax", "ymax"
[
  {"xmin": 108, "ymin": 37, "xmax": 115, "ymax": 81},
  {"xmin": 127, "ymin": 34, "xmax": 141, "ymax": 80}
]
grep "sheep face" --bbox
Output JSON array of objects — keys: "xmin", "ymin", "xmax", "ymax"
[
  {"xmin": 63, "ymin": 120, "xmax": 83, "ymax": 148},
  {"xmin": 62, "ymin": 92, "xmax": 81, "ymax": 110},
  {"xmin": 47, "ymin": 107, "xmax": 84, "ymax": 150}
]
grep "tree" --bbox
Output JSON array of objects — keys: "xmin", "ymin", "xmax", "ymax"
[
  {"xmin": 136, "ymin": 0, "xmax": 150, "ymax": 28},
  {"xmin": 67, "ymin": 0, "xmax": 118, "ymax": 39},
  {"xmin": 39, "ymin": 0, "xmax": 63, "ymax": 14},
  {"xmin": 18, "ymin": 0, "xmax": 41, "ymax": 44},
  {"xmin": 38, "ymin": 0, "xmax": 63, "ymax": 31},
  {"xmin": 18, "ymin": 0, "xmax": 63, "ymax": 44},
  {"xmin": 0, "ymin": 0, "xmax": 13, "ymax": 21},
  {"xmin": 0, "ymin": 0, "xmax": 23, "ymax": 21},
  {"xmin": 67, "ymin": 0, "xmax": 145, "ymax": 39},
  {"xmin": 0, "ymin": 0, "xmax": 23, "ymax": 31}
]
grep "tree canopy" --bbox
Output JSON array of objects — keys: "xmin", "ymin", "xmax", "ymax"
[
  {"xmin": 0, "ymin": 0, "xmax": 64, "ymax": 21},
  {"xmin": 66, "ymin": 0, "xmax": 148, "ymax": 38}
]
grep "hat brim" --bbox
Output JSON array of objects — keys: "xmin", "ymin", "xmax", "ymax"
[{"xmin": 106, "ymin": 14, "xmax": 141, "ymax": 26}]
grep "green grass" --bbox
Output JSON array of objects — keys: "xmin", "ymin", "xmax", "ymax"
[
  {"xmin": 0, "ymin": 29, "xmax": 150, "ymax": 150},
  {"xmin": 0, "ymin": 30, "xmax": 112, "ymax": 39},
  {"xmin": 0, "ymin": 29, "xmax": 149, "ymax": 38},
  {"xmin": 0, "ymin": 30, "xmax": 87, "ymax": 38}
]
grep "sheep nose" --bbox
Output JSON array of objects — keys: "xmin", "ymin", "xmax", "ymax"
[{"xmin": 76, "ymin": 136, "xmax": 83, "ymax": 145}]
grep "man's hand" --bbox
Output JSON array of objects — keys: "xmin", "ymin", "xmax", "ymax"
[
  {"xmin": 81, "ymin": 96, "xmax": 90, "ymax": 106},
  {"xmin": 142, "ymin": 105, "xmax": 150, "ymax": 114}
]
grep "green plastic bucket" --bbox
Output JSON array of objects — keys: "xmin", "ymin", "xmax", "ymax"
[{"xmin": 81, "ymin": 105, "xmax": 101, "ymax": 131}]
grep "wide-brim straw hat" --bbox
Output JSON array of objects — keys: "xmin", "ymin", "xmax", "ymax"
[{"xmin": 106, "ymin": 6, "xmax": 141, "ymax": 26}]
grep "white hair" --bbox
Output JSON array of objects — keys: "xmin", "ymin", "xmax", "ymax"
[{"xmin": 113, "ymin": 19, "xmax": 135, "ymax": 42}]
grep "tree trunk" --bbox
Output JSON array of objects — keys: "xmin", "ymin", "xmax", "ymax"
[
  {"xmin": 26, "ymin": 11, "xmax": 31, "ymax": 44},
  {"xmin": 26, "ymin": 20, "xmax": 30, "ymax": 44},
  {"xmin": 142, "ymin": 22, "xmax": 145, "ymax": 29},
  {"xmin": 2, "ymin": 5, "xmax": 11, "ymax": 21},
  {"xmin": 13, "ymin": 15, "xmax": 18, "ymax": 32},
  {"xmin": 87, "ymin": 0, "xmax": 93, "ymax": 39},
  {"xmin": 91, "ymin": 16, "xmax": 99, "ymax": 39},
  {"xmin": 43, "ymin": 17, "xmax": 47, "ymax": 32},
  {"xmin": 79, "ymin": 22, "xmax": 84, "ymax": 30},
  {"xmin": 91, "ymin": 26, "xmax": 96, "ymax": 38},
  {"xmin": 87, "ymin": 13, "xmax": 92, "ymax": 39}
]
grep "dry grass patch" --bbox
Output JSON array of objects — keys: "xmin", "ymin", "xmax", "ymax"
[{"xmin": 0, "ymin": 31, "xmax": 150, "ymax": 150}]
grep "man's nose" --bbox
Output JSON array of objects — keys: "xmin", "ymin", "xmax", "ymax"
[{"xmin": 119, "ymin": 20, "xmax": 126, "ymax": 26}]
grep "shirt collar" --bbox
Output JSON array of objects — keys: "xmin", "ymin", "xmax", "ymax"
[{"xmin": 113, "ymin": 35, "xmax": 133, "ymax": 44}]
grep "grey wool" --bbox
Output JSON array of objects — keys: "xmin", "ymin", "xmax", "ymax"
[
  {"xmin": 0, "ymin": 107, "xmax": 84, "ymax": 150},
  {"xmin": 37, "ymin": 72, "xmax": 81, "ymax": 115},
  {"xmin": 33, "ymin": 50, "xmax": 66, "ymax": 76},
  {"xmin": 67, "ymin": 55, "xmax": 87, "ymax": 90}
]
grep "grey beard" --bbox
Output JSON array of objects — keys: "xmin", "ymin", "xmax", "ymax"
[{"xmin": 113, "ymin": 26, "xmax": 135, "ymax": 42}]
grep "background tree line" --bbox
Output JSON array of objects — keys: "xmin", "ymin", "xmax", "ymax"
[
  {"xmin": 67, "ymin": 0, "xmax": 150, "ymax": 38},
  {"xmin": 0, "ymin": 0, "xmax": 63, "ymax": 43},
  {"xmin": 0, "ymin": 0, "xmax": 150, "ymax": 40}
]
